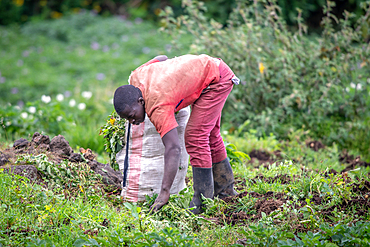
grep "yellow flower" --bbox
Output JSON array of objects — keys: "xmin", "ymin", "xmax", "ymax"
[
  {"xmin": 79, "ymin": 185, "xmax": 84, "ymax": 192},
  {"xmin": 109, "ymin": 118, "xmax": 115, "ymax": 125},
  {"xmin": 258, "ymin": 62, "xmax": 265, "ymax": 74},
  {"xmin": 12, "ymin": 0, "xmax": 24, "ymax": 6},
  {"xmin": 40, "ymin": 0, "xmax": 47, "ymax": 7},
  {"xmin": 51, "ymin": 11, "xmax": 63, "ymax": 19},
  {"xmin": 93, "ymin": 5, "xmax": 101, "ymax": 13}
]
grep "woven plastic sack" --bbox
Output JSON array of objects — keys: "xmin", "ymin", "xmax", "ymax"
[{"xmin": 116, "ymin": 107, "xmax": 190, "ymax": 202}]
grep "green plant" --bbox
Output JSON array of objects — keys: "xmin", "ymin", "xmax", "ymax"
[
  {"xmin": 225, "ymin": 143, "xmax": 250, "ymax": 167},
  {"xmin": 15, "ymin": 153, "xmax": 106, "ymax": 196},
  {"xmin": 99, "ymin": 111, "xmax": 126, "ymax": 170},
  {"xmin": 160, "ymin": 0, "xmax": 370, "ymax": 160}
]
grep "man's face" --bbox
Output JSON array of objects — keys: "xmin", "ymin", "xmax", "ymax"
[{"xmin": 119, "ymin": 98, "xmax": 145, "ymax": 125}]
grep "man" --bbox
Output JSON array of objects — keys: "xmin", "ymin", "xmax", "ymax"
[{"xmin": 114, "ymin": 54, "xmax": 239, "ymax": 213}]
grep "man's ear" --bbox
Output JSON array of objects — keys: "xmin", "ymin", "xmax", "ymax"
[{"xmin": 138, "ymin": 97, "xmax": 145, "ymax": 106}]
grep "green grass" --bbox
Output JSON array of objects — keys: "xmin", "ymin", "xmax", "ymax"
[
  {"xmin": 1, "ymin": 130, "xmax": 369, "ymax": 246},
  {"xmin": 1, "ymin": 9, "xmax": 370, "ymax": 247},
  {"xmin": 0, "ymin": 12, "xmax": 191, "ymax": 154}
]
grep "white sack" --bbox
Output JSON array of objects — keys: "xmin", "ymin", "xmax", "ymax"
[{"xmin": 116, "ymin": 107, "xmax": 190, "ymax": 202}]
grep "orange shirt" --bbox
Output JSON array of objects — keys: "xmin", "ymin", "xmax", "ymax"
[{"xmin": 129, "ymin": 54, "xmax": 220, "ymax": 138}]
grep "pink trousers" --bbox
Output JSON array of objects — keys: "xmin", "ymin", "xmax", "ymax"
[{"xmin": 185, "ymin": 60, "xmax": 235, "ymax": 168}]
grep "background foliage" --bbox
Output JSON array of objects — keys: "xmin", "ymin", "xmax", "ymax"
[
  {"xmin": 0, "ymin": 11, "xmax": 190, "ymax": 155},
  {"xmin": 160, "ymin": 0, "xmax": 370, "ymax": 160},
  {"xmin": 0, "ymin": 0, "xmax": 367, "ymax": 30}
]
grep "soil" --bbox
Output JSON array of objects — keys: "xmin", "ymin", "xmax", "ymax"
[
  {"xmin": 339, "ymin": 151, "xmax": 370, "ymax": 173},
  {"xmin": 2, "ymin": 135, "xmax": 369, "ymax": 235},
  {"xmin": 217, "ymin": 173, "xmax": 370, "ymax": 233},
  {"xmin": 306, "ymin": 140, "xmax": 325, "ymax": 151},
  {"xmin": 248, "ymin": 150, "xmax": 281, "ymax": 165},
  {"xmin": 0, "ymin": 132, "xmax": 122, "ymax": 192},
  {"xmin": 247, "ymin": 141, "xmax": 369, "ymax": 176}
]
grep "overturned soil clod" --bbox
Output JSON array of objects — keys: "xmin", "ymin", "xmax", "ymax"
[
  {"xmin": 218, "ymin": 178, "xmax": 370, "ymax": 230},
  {"xmin": 340, "ymin": 152, "xmax": 370, "ymax": 173},
  {"xmin": 0, "ymin": 132, "xmax": 122, "ymax": 193},
  {"xmin": 306, "ymin": 140, "xmax": 325, "ymax": 151}
]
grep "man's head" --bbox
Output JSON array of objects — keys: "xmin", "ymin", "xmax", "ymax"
[{"xmin": 113, "ymin": 85, "xmax": 145, "ymax": 125}]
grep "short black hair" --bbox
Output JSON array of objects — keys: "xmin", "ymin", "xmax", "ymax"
[{"xmin": 113, "ymin": 85, "xmax": 142, "ymax": 116}]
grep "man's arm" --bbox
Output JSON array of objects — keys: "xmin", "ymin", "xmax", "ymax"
[{"xmin": 150, "ymin": 127, "xmax": 181, "ymax": 212}]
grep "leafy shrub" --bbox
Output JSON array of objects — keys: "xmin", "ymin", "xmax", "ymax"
[
  {"xmin": 160, "ymin": 0, "xmax": 370, "ymax": 159},
  {"xmin": 99, "ymin": 111, "xmax": 126, "ymax": 170}
]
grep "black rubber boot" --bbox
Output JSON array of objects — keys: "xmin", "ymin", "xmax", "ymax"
[
  {"xmin": 213, "ymin": 158, "xmax": 237, "ymax": 199},
  {"xmin": 189, "ymin": 167, "xmax": 214, "ymax": 214}
]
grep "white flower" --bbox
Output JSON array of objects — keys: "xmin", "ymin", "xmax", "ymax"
[
  {"xmin": 91, "ymin": 42, "xmax": 100, "ymax": 50},
  {"xmin": 28, "ymin": 106, "xmax": 36, "ymax": 114},
  {"xmin": 81, "ymin": 91, "xmax": 92, "ymax": 99},
  {"xmin": 78, "ymin": 103, "xmax": 86, "ymax": 110},
  {"xmin": 69, "ymin": 99, "xmax": 76, "ymax": 107},
  {"xmin": 367, "ymin": 78, "xmax": 370, "ymax": 84},
  {"xmin": 21, "ymin": 112, "xmax": 28, "ymax": 119},
  {"xmin": 96, "ymin": 73, "xmax": 105, "ymax": 80},
  {"xmin": 257, "ymin": 47, "xmax": 262, "ymax": 52},
  {"xmin": 56, "ymin": 116, "xmax": 63, "ymax": 122},
  {"xmin": 41, "ymin": 95, "xmax": 51, "ymax": 103},
  {"xmin": 5, "ymin": 121, "xmax": 11, "ymax": 126},
  {"xmin": 345, "ymin": 87, "xmax": 350, "ymax": 92},
  {"xmin": 222, "ymin": 130, "xmax": 228, "ymax": 135},
  {"xmin": 350, "ymin": 82, "xmax": 356, "ymax": 88},
  {"xmin": 356, "ymin": 83, "xmax": 362, "ymax": 90},
  {"xmin": 56, "ymin": 94, "xmax": 64, "ymax": 102},
  {"xmin": 38, "ymin": 110, "xmax": 43, "ymax": 116}
]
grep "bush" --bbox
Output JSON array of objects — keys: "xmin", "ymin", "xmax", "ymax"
[{"xmin": 160, "ymin": 0, "xmax": 370, "ymax": 159}]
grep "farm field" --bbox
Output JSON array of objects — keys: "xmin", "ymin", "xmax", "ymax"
[
  {"xmin": 0, "ymin": 130, "xmax": 369, "ymax": 246},
  {"xmin": 1, "ymin": 2, "xmax": 370, "ymax": 246}
]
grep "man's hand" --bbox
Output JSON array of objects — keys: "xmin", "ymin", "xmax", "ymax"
[
  {"xmin": 150, "ymin": 128, "xmax": 181, "ymax": 213},
  {"xmin": 150, "ymin": 190, "xmax": 170, "ymax": 213}
]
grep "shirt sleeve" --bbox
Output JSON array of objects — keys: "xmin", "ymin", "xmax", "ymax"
[{"xmin": 149, "ymin": 105, "xmax": 178, "ymax": 138}]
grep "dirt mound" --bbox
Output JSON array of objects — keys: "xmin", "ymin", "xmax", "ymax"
[
  {"xmin": 339, "ymin": 152, "xmax": 370, "ymax": 173},
  {"xmin": 306, "ymin": 140, "xmax": 325, "ymax": 151},
  {"xmin": 2, "ymin": 165, "xmax": 41, "ymax": 182},
  {"xmin": 218, "ymin": 174, "xmax": 370, "ymax": 230},
  {"xmin": 251, "ymin": 174, "xmax": 292, "ymax": 184},
  {"xmin": 248, "ymin": 150, "xmax": 281, "ymax": 165},
  {"xmin": 0, "ymin": 132, "xmax": 122, "ymax": 191}
]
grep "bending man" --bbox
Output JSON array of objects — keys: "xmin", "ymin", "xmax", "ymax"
[{"xmin": 113, "ymin": 54, "xmax": 239, "ymax": 213}]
